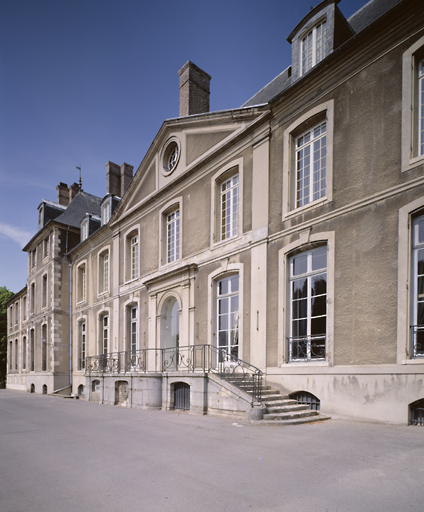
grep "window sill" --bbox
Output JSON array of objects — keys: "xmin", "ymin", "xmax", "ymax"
[
  {"xmin": 281, "ymin": 360, "xmax": 330, "ymax": 367},
  {"xmin": 402, "ymin": 154, "xmax": 424, "ymax": 173},
  {"xmin": 212, "ymin": 234, "xmax": 240, "ymax": 249},
  {"xmin": 284, "ymin": 197, "xmax": 328, "ymax": 220},
  {"xmin": 401, "ymin": 358, "xmax": 424, "ymax": 365}
]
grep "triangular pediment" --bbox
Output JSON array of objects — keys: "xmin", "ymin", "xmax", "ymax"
[{"xmin": 112, "ymin": 107, "xmax": 268, "ymax": 223}]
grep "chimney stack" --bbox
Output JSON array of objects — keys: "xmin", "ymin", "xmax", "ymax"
[
  {"xmin": 106, "ymin": 161, "xmax": 134, "ymax": 198},
  {"xmin": 120, "ymin": 163, "xmax": 134, "ymax": 197},
  {"xmin": 69, "ymin": 182, "xmax": 80, "ymax": 202},
  {"xmin": 178, "ymin": 61, "xmax": 211, "ymax": 117},
  {"xmin": 57, "ymin": 182, "xmax": 69, "ymax": 206},
  {"xmin": 106, "ymin": 161, "xmax": 121, "ymax": 196}
]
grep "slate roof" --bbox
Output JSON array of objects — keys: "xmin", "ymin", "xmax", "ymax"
[
  {"xmin": 54, "ymin": 190, "xmax": 102, "ymax": 228},
  {"xmin": 242, "ymin": 0, "xmax": 402, "ymax": 108}
]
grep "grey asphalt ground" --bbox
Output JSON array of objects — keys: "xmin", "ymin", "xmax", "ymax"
[{"xmin": 0, "ymin": 389, "xmax": 423, "ymax": 512}]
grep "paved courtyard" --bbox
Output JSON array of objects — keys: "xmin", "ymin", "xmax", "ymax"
[{"xmin": 0, "ymin": 389, "xmax": 423, "ymax": 512}]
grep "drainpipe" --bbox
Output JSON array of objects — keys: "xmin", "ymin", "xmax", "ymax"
[{"xmin": 66, "ymin": 226, "xmax": 72, "ymax": 394}]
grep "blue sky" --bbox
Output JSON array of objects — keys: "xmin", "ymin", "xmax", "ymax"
[{"xmin": 0, "ymin": 0, "xmax": 366, "ymax": 293}]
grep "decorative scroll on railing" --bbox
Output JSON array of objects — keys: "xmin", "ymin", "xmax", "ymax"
[
  {"xmin": 86, "ymin": 344, "xmax": 263, "ymax": 405},
  {"xmin": 288, "ymin": 335, "xmax": 326, "ymax": 362},
  {"xmin": 411, "ymin": 325, "xmax": 424, "ymax": 358}
]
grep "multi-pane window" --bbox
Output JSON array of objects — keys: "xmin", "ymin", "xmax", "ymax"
[
  {"xmin": 23, "ymin": 296, "xmax": 27, "ymax": 321},
  {"xmin": 79, "ymin": 322, "xmax": 86, "ymax": 370},
  {"xmin": 9, "ymin": 341, "xmax": 12, "ymax": 370},
  {"xmin": 130, "ymin": 307, "xmax": 137, "ymax": 356},
  {"xmin": 30, "ymin": 329, "xmax": 35, "ymax": 371},
  {"xmin": 101, "ymin": 315, "xmax": 109, "ymax": 356},
  {"xmin": 301, "ymin": 20, "xmax": 327, "ymax": 75},
  {"xmin": 99, "ymin": 251, "xmax": 109, "ymax": 294},
  {"xmin": 30, "ymin": 283, "xmax": 35, "ymax": 314},
  {"xmin": 130, "ymin": 235, "xmax": 139, "ymax": 280},
  {"xmin": 102, "ymin": 200, "xmax": 111, "ymax": 225},
  {"xmin": 22, "ymin": 336, "xmax": 26, "ymax": 370},
  {"xmin": 77, "ymin": 264, "xmax": 86, "ymax": 303},
  {"xmin": 30, "ymin": 249, "xmax": 37, "ymax": 268},
  {"xmin": 42, "ymin": 274, "xmax": 47, "ymax": 309},
  {"xmin": 295, "ymin": 122, "xmax": 326, "ymax": 208},
  {"xmin": 412, "ymin": 215, "xmax": 424, "ymax": 357},
  {"xmin": 81, "ymin": 220, "xmax": 89, "ymax": 241},
  {"xmin": 217, "ymin": 275, "xmax": 239, "ymax": 361},
  {"xmin": 220, "ymin": 175, "xmax": 239, "ymax": 241},
  {"xmin": 41, "ymin": 324, "xmax": 47, "ymax": 371},
  {"xmin": 419, "ymin": 59, "xmax": 424, "ymax": 157},
  {"xmin": 166, "ymin": 210, "xmax": 180, "ymax": 263},
  {"xmin": 43, "ymin": 236, "xmax": 49, "ymax": 259},
  {"xmin": 14, "ymin": 339, "xmax": 18, "ymax": 370},
  {"xmin": 14, "ymin": 302, "xmax": 19, "ymax": 326},
  {"xmin": 289, "ymin": 246, "xmax": 327, "ymax": 361}
]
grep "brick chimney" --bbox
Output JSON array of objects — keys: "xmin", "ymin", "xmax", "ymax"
[
  {"xmin": 120, "ymin": 163, "xmax": 134, "ymax": 197},
  {"xmin": 106, "ymin": 161, "xmax": 121, "ymax": 196},
  {"xmin": 69, "ymin": 182, "xmax": 80, "ymax": 202},
  {"xmin": 57, "ymin": 182, "xmax": 69, "ymax": 206},
  {"xmin": 178, "ymin": 61, "xmax": 211, "ymax": 117},
  {"xmin": 106, "ymin": 161, "xmax": 133, "ymax": 198}
]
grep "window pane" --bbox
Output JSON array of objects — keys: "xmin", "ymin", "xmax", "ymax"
[
  {"xmin": 292, "ymin": 278, "xmax": 307, "ymax": 299},
  {"xmin": 312, "ymin": 247, "xmax": 327, "ymax": 271},
  {"xmin": 311, "ymin": 273, "xmax": 327, "ymax": 296},
  {"xmin": 219, "ymin": 279, "xmax": 228, "ymax": 296},
  {"xmin": 231, "ymin": 275, "xmax": 239, "ymax": 293},
  {"xmin": 293, "ymin": 254, "xmax": 308, "ymax": 276},
  {"xmin": 311, "ymin": 316, "xmax": 326, "ymax": 335},
  {"xmin": 311, "ymin": 295, "xmax": 326, "ymax": 317}
]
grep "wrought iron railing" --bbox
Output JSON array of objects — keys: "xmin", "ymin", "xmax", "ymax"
[
  {"xmin": 410, "ymin": 325, "xmax": 424, "ymax": 358},
  {"xmin": 288, "ymin": 335, "xmax": 326, "ymax": 361},
  {"xmin": 86, "ymin": 344, "xmax": 263, "ymax": 404}
]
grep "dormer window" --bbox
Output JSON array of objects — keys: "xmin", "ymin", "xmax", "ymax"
[
  {"xmin": 101, "ymin": 198, "xmax": 111, "ymax": 225},
  {"xmin": 81, "ymin": 219, "xmax": 89, "ymax": 241},
  {"xmin": 301, "ymin": 20, "xmax": 327, "ymax": 75}
]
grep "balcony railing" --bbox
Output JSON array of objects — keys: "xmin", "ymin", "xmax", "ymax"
[
  {"xmin": 288, "ymin": 335, "xmax": 326, "ymax": 362},
  {"xmin": 411, "ymin": 325, "xmax": 424, "ymax": 358},
  {"xmin": 86, "ymin": 344, "xmax": 263, "ymax": 404}
]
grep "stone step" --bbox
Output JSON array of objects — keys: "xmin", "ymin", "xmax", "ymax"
[
  {"xmin": 253, "ymin": 414, "xmax": 331, "ymax": 426},
  {"xmin": 263, "ymin": 398, "xmax": 299, "ymax": 407},
  {"xmin": 259, "ymin": 393, "xmax": 290, "ymax": 402},
  {"xmin": 266, "ymin": 403, "xmax": 310, "ymax": 413},
  {"xmin": 263, "ymin": 409, "xmax": 319, "ymax": 421}
]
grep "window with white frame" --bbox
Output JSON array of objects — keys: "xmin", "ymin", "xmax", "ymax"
[
  {"xmin": 99, "ymin": 250, "xmax": 109, "ymax": 294},
  {"xmin": 41, "ymin": 324, "xmax": 47, "ymax": 371},
  {"xmin": 216, "ymin": 275, "xmax": 239, "ymax": 361},
  {"xmin": 42, "ymin": 274, "xmax": 47, "ymax": 309},
  {"xmin": 411, "ymin": 215, "xmax": 424, "ymax": 357},
  {"xmin": 77, "ymin": 264, "xmax": 86, "ymax": 303},
  {"xmin": 401, "ymin": 38, "xmax": 424, "ymax": 170},
  {"xmin": 220, "ymin": 174, "xmax": 239, "ymax": 241},
  {"xmin": 289, "ymin": 246, "xmax": 327, "ymax": 361},
  {"xmin": 30, "ymin": 283, "xmax": 35, "ymax": 314},
  {"xmin": 43, "ymin": 236, "xmax": 49, "ymax": 259},
  {"xmin": 419, "ymin": 59, "xmax": 424, "ymax": 157},
  {"xmin": 101, "ymin": 198, "xmax": 111, "ymax": 225},
  {"xmin": 130, "ymin": 234, "xmax": 139, "ymax": 280},
  {"xmin": 8, "ymin": 306, "xmax": 12, "ymax": 328},
  {"xmin": 129, "ymin": 306, "xmax": 138, "ymax": 357},
  {"xmin": 81, "ymin": 219, "xmax": 89, "ymax": 241},
  {"xmin": 30, "ymin": 329, "xmax": 35, "ymax": 371},
  {"xmin": 166, "ymin": 209, "xmax": 180, "ymax": 263},
  {"xmin": 22, "ymin": 336, "xmax": 26, "ymax": 370},
  {"xmin": 283, "ymin": 101, "xmax": 333, "ymax": 218},
  {"xmin": 295, "ymin": 121, "xmax": 326, "ymax": 208},
  {"xmin": 9, "ymin": 341, "xmax": 12, "ymax": 370},
  {"xmin": 301, "ymin": 20, "xmax": 326, "ymax": 75},
  {"xmin": 30, "ymin": 248, "xmax": 36, "ymax": 268},
  {"xmin": 23, "ymin": 296, "xmax": 27, "ymax": 321},
  {"xmin": 79, "ymin": 321, "xmax": 86, "ymax": 370},
  {"xmin": 101, "ymin": 314, "xmax": 109, "ymax": 356},
  {"xmin": 14, "ymin": 302, "xmax": 19, "ymax": 326},
  {"xmin": 14, "ymin": 339, "xmax": 18, "ymax": 370}
]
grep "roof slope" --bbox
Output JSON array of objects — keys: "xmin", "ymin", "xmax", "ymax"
[
  {"xmin": 242, "ymin": 0, "xmax": 402, "ymax": 108},
  {"xmin": 55, "ymin": 190, "xmax": 102, "ymax": 228}
]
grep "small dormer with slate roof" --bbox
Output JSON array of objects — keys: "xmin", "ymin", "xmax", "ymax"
[
  {"xmin": 100, "ymin": 194, "xmax": 121, "ymax": 226},
  {"xmin": 287, "ymin": 0, "xmax": 354, "ymax": 83},
  {"xmin": 80, "ymin": 213, "xmax": 101, "ymax": 242}
]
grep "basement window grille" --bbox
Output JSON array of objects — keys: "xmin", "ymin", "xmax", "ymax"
[
  {"xmin": 289, "ymin": 390, "xmax": 320, "ymax": 411},
  {"xmin": 409, "ymin": 398, "xmax": 424, "ymax": 425}
]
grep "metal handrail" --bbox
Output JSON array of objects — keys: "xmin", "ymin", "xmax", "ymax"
[
  {"xmin": 86, "ymin": 344, "xmax": 263, "ymax": 404},
  {"xmin": 410, "ymin": 325, "xmax": 424, "ymax": 358}
]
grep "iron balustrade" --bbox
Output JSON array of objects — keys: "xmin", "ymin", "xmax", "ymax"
[
  {"xmin": 411, "ymin": 325, "xmax": 424, "ymax": 357},
  {"xmin": 86, "ymin": 344, "xmax": 263, "ymax": 405},
  {"xmin": 288, "ymin": 334, "xmax": 326, "ymax": 361}
]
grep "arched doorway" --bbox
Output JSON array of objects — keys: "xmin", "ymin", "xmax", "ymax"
[{"xmin": 161, "ymin": 296, "xmax": 180, "ymax": 370}]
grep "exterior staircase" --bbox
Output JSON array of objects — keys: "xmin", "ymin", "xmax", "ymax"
[{"xmin": 226, "ymin": 376, "xmax": 331, "ymax": 425}]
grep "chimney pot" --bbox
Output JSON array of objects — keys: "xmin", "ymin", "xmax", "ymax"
[{"xmin": 57, "ymin": 182, "xmax": 69, "ymax": 206}]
